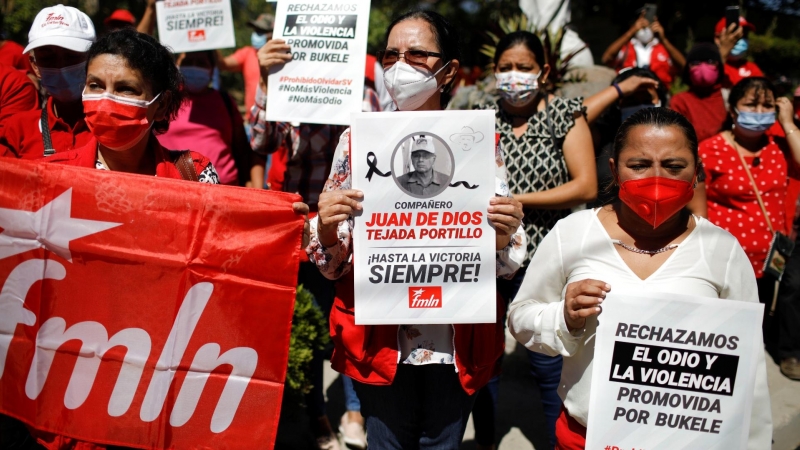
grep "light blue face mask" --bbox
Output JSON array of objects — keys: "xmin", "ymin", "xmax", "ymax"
[
  {"xmin": 180, "ymin": 66, "xmax": 212, "ymax": 93},
  {"xmin": 735, "ymin": 109, "xmax": 775, "ymax": 134},
  {"xmin": 730, "ymin": 39, "xmax": 749, "ymax": 57},
  {"xmin": 38, "ymin": 61, "xmax": 86, "ymax": 102},
  {"xmin": 251, "ymin": 31, "xmax": 268, "ymax": 50}
]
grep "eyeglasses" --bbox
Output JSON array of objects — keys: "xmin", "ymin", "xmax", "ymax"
[{"xmin": 378, "ymin": 49, "xmax": 443, "ymax": 67}]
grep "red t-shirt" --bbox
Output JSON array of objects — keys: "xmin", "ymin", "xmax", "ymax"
[
  {"xmin": 157, "ymin": 89, "xmax": 239, "ymax": 185},
  {"xmin": 0, "ymin": 96, "xmax": 92, "ymax": 159},
  {"xmin": 0, "ymin": 40, "xmax": 33, "ymax": 73},
  {"xmin": 0, "ymin": 64, "xmax": 38, "ymax": 123},
  {"xmin": 723, "ymin": 60, "xmax": 764, "ymax": 89},
  {"xmin": 700, "ymin": 134, "xmax": 791, "ymax": 277},
  {"xmin": 670, "ymin": 88, "xmax": 728, "ymax": 143},
  {"xmin": 231, "ymin": 46, "xmax": 260, "ymax": 120}
]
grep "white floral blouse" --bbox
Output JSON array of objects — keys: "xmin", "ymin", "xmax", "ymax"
[{"xmin": 306, "ymin": 128, "xmax": 527, "ymax": 365}]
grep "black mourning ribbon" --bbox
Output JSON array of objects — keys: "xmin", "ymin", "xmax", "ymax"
[
  {"xmin": 364, "ymin": 152, "xmax": 480, "ymax": 189},
  {"xmin": 366, "ymin": 152, "xmax": 392, "ymax": 181}
]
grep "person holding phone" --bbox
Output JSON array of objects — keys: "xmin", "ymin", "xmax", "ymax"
[
  {"xmin": 714, "ymin": 14, "xmax": 764, "ymax": 89},
  {"xmin": 601, "ymin": 5, "xmax": 685, "ymax": 89}
]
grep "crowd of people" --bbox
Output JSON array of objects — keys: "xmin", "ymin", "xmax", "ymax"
[{"xmin": 0, "ymin": 2, "xmax": 797, "ymax": 450}]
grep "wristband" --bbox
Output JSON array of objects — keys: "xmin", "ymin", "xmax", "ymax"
[
  {"xmin": 612, "ymin": 82, "xmax": 623, "ymax": 99},
  {"xmin": 788, "ymin": 128, "xmax": 798, "ymax": 136}
]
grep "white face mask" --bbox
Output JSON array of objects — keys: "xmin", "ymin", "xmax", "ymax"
[
  {"xmin": 635, "ymin": 27, "xmax": 654, "ymax": 44},
  {"xmin": 495, "ymin": 70, "xmax": 540, "ymax": 107},
  {"xmin": 383, "ymin": 60, "xmax": 450, "ymax": 111}
]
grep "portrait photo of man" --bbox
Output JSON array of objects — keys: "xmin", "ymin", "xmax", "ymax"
[{"xmin": 395, "ymin": 134, "xmax": 452, "ymax": 198}]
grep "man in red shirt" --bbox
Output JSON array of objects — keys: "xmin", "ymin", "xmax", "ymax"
[
  {"xmin": 0, "ymin": 5, "xmax": 95, "ymax": 159},
  {"xmin": 217, "ymin": 13, "xmax": 273, "ymax": 121},
  {"xmin": 0, "ymin": 64, "xmax": 38, "ymax": 124},
  {"xmin": 715, "ymin": 17, "xmax": 763, "ymax": 88},
  {"xmin": 601, "ymin": 7, "xmax": 685, "ymax": 89}
]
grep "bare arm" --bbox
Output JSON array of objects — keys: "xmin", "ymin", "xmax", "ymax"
[
  {"xmin": 717, "ymin": 23, "xmax": 743, "ymax": 64},
  {"xmin": 778, "ymin": 97, "xmax": 800, "ymax": 169},
  {"xmin": 583, "ymin": 76, "xmax": 659, "ymax": 125},
  {"xmin": 136, "ymin": 0, "xmax": 157, "ymax": 35},
  {"xmin": 602, "ymin": 17, "xmax": 648, "ymax": 66},
  {"xmin": 651, "ymin": 20, "xmax": 686, "ymax": 70},
  {"xmin": 218, "ymin": 50, "xmax": 243, "ymax": 72},
  {"xmin": 513, "ymin": 113, "xmax": 597, "ymax": 208}
]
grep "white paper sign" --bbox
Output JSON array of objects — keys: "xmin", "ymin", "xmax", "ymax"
[
  {"xmin": 586, "ymin": 293, "xmax": 764, "ymax": 450},
  {"xmin": 267, "ymin": 0, "xmax": 370, "ymax": 125},
  {"xmin": 351, "ymin": 111, "xmax": 497, "ymax": 325},
  {"xmin": 156, "ymin": 0, "xmax": 236, "ymax": 53}
]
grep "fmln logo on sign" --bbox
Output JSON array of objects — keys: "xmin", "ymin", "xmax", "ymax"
[{"xmin": 409, "ymin": 286, "xmax": 442, "ymax": 308}]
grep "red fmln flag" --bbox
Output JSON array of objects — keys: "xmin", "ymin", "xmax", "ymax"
[{"xmin": 0, "ymin": 158, "xmax": 303, "ymax": 449}]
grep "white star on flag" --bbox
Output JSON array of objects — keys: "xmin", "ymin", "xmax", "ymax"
[{"xmin": 0, "ymin": 188, "xmax": 121, "ymax": 262}]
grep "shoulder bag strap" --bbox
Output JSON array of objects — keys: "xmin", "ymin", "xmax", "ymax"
[
  {"xmin": 175, "ymin": 151, "xmax": 199, "ymax": 182},
  {"xmin": 734, "ymin": 145, "xmax": 775, "ymax": 234},
  {"xmin": 543, "ymin": 94, "xmax": 560, "ymax": 150},
  {"xmin": 41, "ymin": 106, "xmax": 55, "ymax": 156}
]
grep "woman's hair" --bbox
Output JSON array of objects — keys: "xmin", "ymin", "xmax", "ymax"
[
  {"xmin": 493, "ymin": 31, "xmax": 545, "ymax": 69},
  {"xmin": 729, "ymin": 77, "xmax": 775, "ymax": 110},
  {"xmin": 385, "ymin": 10, "xmax": 461, "ymax": 108},
  {"xmin": 613, "ymin": 107, "xmax": 699, "ymax": 167},
  {"xmin": 87, "ymin": 28, "xmax": 184, "ymax": 134},
  {"xmin": 683, "ymin": 42, "xmax": 724, "ymax": 87},
  {"xmin": 724, "ymin": 77, "xmax": 775, "ymax": 130}
]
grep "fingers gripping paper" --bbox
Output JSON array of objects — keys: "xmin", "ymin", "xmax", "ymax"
[{"xmin": 0, "ymin": 158, "xmax": 303, "ymax": 449}]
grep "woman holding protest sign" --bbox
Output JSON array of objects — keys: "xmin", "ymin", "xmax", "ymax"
[
  {"xmin": 507, "ymin": 107, "xmax": 772, "ymax": 449},
  {"xmin": 307, "ymin": 10, "xmax": 526, "ymax": 448}
]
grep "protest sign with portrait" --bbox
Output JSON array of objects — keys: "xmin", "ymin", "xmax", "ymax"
[
  {"xmin": 267, "ymin": 0, "xmax": 371, "ymax": 125},
  {"xmin": 586, "ymin": 292, "xmax": 764, "ymax": 450},
  {"xmin": 156, "ymin": 0, "xmax": 236, "ymax": 53},
  {"xmin": 350, "ymin": 110, "xmax": 497, "ymax": 325}
]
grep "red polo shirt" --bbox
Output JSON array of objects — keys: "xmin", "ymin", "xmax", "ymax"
[
  {"xmin": 0, "ymin": 40, "xmax": 33, "ymax": 74},
  {"xmin": 0, "ymin": 96, "xmax": 92, "ymax": 159},
  {"xmin": 670, "ymin": 87, "xmax": 727, "ymax": 143},
  {"xmin": 0, "ymin": 64, "xmax": 38, "ymax": 123}
]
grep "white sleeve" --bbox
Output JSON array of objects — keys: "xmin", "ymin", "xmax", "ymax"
[
  {"xmin": 720, "ymin": 243, "xmax": 773, "ymax": 449},
  {"xmin": 507, "ymin": 223, "xmax": 583, "ymax": 357}
]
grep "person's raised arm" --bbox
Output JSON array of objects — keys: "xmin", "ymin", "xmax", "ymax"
[
  {"xmin": 136, "ymin": 0, "xmax": 157, "ymax": 35},
  {"xmin": 602, "ymin": 15, "xmax": 649, "ymax": 66},
  {"xmin": 513, "ymin": 112, "xmax": 597, "ymax": 208},
  {"xmin": 778, "ymin": 96, "xmax": 800, "ymax": 168},
  {"xmin": 583, "ymin": 76, "xmax": 659, "ymax": 125},
  {"xmin": 716, "ymin": 23, "xmax": 743, "ymax": 64},
  {"xmin": 650, "ymin": 19, "xmax": 686, "ymax": 70}
]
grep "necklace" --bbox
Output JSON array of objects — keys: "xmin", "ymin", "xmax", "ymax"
[{"xmin": 613, "ymin": 240, "xmax": 678, "ymax": 255}]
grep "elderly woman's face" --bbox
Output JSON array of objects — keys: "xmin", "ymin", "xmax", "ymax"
[{"xmin": 613, "ymin": 125, "xmax": 696, "ymax": 184}]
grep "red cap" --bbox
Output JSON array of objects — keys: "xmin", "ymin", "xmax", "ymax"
[
  {"xmin": 715, "ymin": 17, "xmax": 756, "ymax": 35},
  {"xmin": 104, "ymin": 9, "xmax": 136, "ymax": 25}
]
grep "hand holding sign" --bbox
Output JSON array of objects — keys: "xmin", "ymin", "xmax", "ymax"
[
  {"xmin": 258, "ymin": 39, "xmax": 292, "ymax": 81},
  {"xmin": 487, "ymin": 196, "xmax": 523, "ymax": 247},
  {"xmin": 317, "ymin": 189, "xmax": 363, "ymax": 247},
  {"xmin": 565, "ymin": 279, "xmax": 611, "ymax": 331}
]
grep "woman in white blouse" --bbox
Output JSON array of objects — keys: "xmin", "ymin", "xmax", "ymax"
[{"xmin": 508, "ymin": 107, "xmax": 772, "ymax": 449}]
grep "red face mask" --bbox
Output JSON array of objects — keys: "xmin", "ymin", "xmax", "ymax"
[
  {"xmin": 618, "ymin": 176, "xmax": 696, "ymax": 228},
  {"xmin": 83, "ymin": 92, "xmax": 161, "ymax": 151}
]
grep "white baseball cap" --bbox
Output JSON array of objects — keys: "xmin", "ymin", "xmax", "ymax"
[
  {"xmin": 411, "ymin": 135, "xmax": 436, "ymax": 155},
  {"xmin": 24, "ymin": 5, "xmax": 96, "ymax": 54}
]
